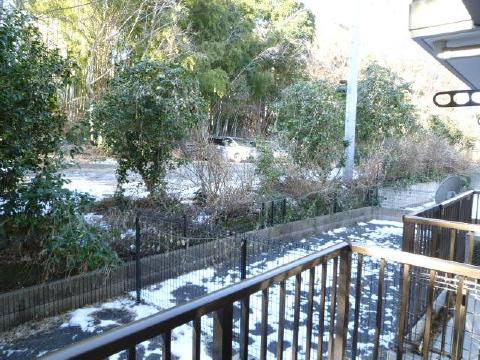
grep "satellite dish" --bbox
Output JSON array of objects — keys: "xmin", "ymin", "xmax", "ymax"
[{"xmin": 435, "ymin": 175, "xmax": 468, "ymax": 204}]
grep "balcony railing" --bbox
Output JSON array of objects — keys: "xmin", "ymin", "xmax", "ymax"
[
  {"xmin": 403, "ymin": 190, "xmax": 480, "ymax": 264},
  {"xmin": 43, "ymin": 241, "xmax": 480, "ymax": 360},
  {"xmin": 401, "ymin": 190, "xmax": 480, "ymax": 355}
]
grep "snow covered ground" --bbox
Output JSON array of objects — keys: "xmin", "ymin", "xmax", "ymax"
[
  {"xmin": 0, "ymin": 220, "xmax": 403, "ymax": 359},
  {"xmin": 61, "ymin": 159, "xmax": 255, "ymax": 203},
  {"xmin": 62, "ymin": 159, "xmax": 446, "ymax": 211}
]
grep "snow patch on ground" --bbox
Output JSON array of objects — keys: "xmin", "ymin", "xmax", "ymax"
[
  {"xmin": 120, "ymin": 229, "xmax": 135, "ymax": 240},
  {"xmin": 60, "ymin": 308, "xmax": 98, "ymax": 333},
  {"xmin": 60, "ymin": 299, "xmax": 159, "ymax": 334},
  {"xmin": 368, "ymin": 219, "xmax": 402, "ymax": 227}
]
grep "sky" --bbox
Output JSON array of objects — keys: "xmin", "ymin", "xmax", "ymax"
[{"xmin": 302, "ymin": 0, "xmax": 480, "ymax": 138}]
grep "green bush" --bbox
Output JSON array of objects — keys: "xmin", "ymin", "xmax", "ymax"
[
  {"xmin": 1, "ymin": 171, "xmax": 120, "ymax": 278},
  {"xmin": 357, "ymin": 62, "xmax": 418, "ymax": 154},
  {"xmin": 274, "ymin": 80, "xmax": 345, "ymax": 170},
  {"xmin": 0, "ymin": 10, "xmax": 74, "ymax": 217},
  {"xmin": 255, "ymin": 138, "xmax": 291, "ymax": 195},
  {"xmin": 428, "ymin": 115, "xmax": 475, "ymax": 150},
  {"xmin": 92, "ymin": 61, "xmax": 208, "ymax": 196},
  {"xmin": 0, "ymin": 11, "xmax": 119, "ymax": 279},
  {"xmin": 42, "ymin": 214, "xmax": 120, "ymax": 279}
]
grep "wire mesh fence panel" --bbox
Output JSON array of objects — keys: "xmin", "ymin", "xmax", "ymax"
[
  {"xmin": 378, "ymin": 185, "xmax": 437, "ymax": 210},
  {"xmin": 352, "ymin": 244, "xmax": 480, "ymax": 360},
  {"xmin": 347, "ymin": 253, "xmax": 403, "ymax": 359},
  {"xmin": 237, "ymin": 258, "xmax": 340, "ymax": 360}
]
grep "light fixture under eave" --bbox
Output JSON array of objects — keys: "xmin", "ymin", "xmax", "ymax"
[{"xmin": 436, "ymin": 43, "xmax": 480, "ymax": 60}]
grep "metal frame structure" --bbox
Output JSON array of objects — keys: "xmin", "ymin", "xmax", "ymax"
[{"xmin": 433, "ymin": 90, "xmax": 480, "ymax": 107}]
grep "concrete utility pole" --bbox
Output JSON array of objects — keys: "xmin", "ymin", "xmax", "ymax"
[{"xmin": 343, "ymin": 0, "xmax": 361, "ymax": 182}]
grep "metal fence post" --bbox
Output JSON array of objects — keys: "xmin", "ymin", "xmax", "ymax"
[
  {"xmin": 183, "ymin": 214, "xmax": 187, "ymax": 237},
  {"xmin": 270, "ymin": 201, "xmax": 275, "ymax": 226},
  {"xmin": 239, "ymin": 237, "xmax": 249, "ymax": 360},
  {"xmin": 282, "ymin": 198, "xmax": 287, "ymax": 223},
  {"xmin": 260, "ymin": 202, "xmax": 265, "ymax": 229},
  {"xmin": 240, "ymin": 237, "xmax": 247, "ymax": 280},
  {"xmin": 135, "ymin": 214, "xmax": 142, "ymax": 303}
]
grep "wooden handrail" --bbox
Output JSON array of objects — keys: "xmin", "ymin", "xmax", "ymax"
[
  {"xmin": 403, "ymin": 215, "xmax": 480, "ymax": 232},
  {"xmin": 352, "ymin": 243, "xmax": 480, "ymax": 279},
  {"xmin": 437, "ymin": 190, "xmax": 474, "ymax": 208},
  {"xmin": 44, "ymin": 242, "xmax": 350, "ymax": 360},
  {"xmin": 410, "ymin": 190, "xmax": 475, "ymax": 217}
]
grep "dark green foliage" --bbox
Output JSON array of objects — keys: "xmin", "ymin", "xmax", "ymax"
[
  {"xmin": 3, "ymin": 169, "xmax": 120, "ymax": 279},
  {"xmin": 272, "ymin": 63, "xmax": 419, "ymax": 173},
  {"xmin": 183, "ymin": 0, "xmax": 315, "ymax": 133},
  {"xmin": 428, "ymin": 115, "xmax": 474, "ymax": 150},
  {"xmin": 0, "ymin": 11, "xmax": 119, "ymax": 278},
  {"xmin": 92, "ymin": 61, "xmax": 208, "ymax": 195},
  {"xmin": 0, "ymin": 10, "xmax": 73, "ymax": 215},
  {"xmin": 198, "ymin": 68, "xmax": 229, "ymax": 102},
  {"xmin": 274, "ymin": 80, "xmax": 345, "ymax": 169},
  {"xmin": 357, "ymin": 62, "xmax": 418, "ymax": 153},
  {"xmin": 255, "ymin": 139, "xmax": 288, "ymax": 194},
  {"xmin": 42, "ymin": 214, "xmax": 120, "ymax": 278}
]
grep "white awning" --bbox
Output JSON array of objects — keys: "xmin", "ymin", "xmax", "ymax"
[{"xmin": 410, "ymin": 0, "xmax": 480, "ymax": 89}]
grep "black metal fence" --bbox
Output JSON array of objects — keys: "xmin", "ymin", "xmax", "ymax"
[
  {"xmin": 256, "ymin": 186, "xmax": 379, "ymax": 229},
  {"xmin": 44, "ymin": 242, "xmax": 480, "ymax": 360},
  {"xmin": 122, "ymin": 185, "xmax": 379, "ymax": 245},
  {"xmin": 0, "ymin": 185, "xmax": 378, "ymax": 336},
  {"xmin": 0, "ymin": 207, "xmax": 340, "ymax": 333}
]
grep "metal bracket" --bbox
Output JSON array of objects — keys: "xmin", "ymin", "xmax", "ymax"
[{"xmin": 433, "ymin": 90, "xmax": 480, "ymax": 108}]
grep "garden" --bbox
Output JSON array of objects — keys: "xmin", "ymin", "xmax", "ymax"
[{"xmin": 0, "ymin": 0, "xmax": 476, "ymax": 294}]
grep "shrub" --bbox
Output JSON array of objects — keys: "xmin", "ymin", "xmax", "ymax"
[
  {"xmin": 357, "ymin": 62, "xmax": 418, "ymax": 154},
  {"xmin": 183, "ymin": 135, "xmax": 256, "ymax": 225},
  {"xmin": 42, "ymin": 213, "xmax": 120, "ymax": 279},
  {"xmin": 428, "ymin": 115, "xmax": 475, "ymax": 150},
  {"xmin": 1, "ymin": 172, "xmax": 120, "ymax": 278},
  {"xmin": 274, "ymin": 80, "xmax": 345, "ymax": 170},
  {"xmin": 92, "ymin": 61, "xmax": 208, "ymax": 196},
  {"xmin": 381, "ymin": 133, "xmax": 472, "ymax": 185},
  {"xmin": 0, "ymin": 10, "xmax": 120, "ymax": 279},
  {"xmin": 0, "ymin": 10, "xmax": 74, "ymax": 217}
]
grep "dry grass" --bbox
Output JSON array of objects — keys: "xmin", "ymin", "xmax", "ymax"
[
  {"xmin": 381, "ymin": 133, "xmax": 473, "ymax": 184},
  {"xmin": 182, "ymin": 136, "xmax": 256, "ymax": 221},
  {"xmin": 354, "ymin": 133, "xmax": 474, "ymax": 188}
]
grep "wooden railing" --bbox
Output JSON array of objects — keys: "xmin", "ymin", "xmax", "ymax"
[
  {"xmin": 44, "ymin": 242, "xmax": 480, "ymax": 360},
  {"xmin": 403, "ymin": 190, "xmax": 480, "ymax": 264},
  {"xmin": 401, "ymin": 190, "xmax": 480, "ymax": 355}
]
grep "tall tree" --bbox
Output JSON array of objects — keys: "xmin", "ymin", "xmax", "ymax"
[
  {"xmin": 0, "ymin": 10, "xmax": 72, "ymax": 216},
  {"xmin": 27, "ymin": 0, "xmax": 187, "ymax": 110},
  {"xmin": 182, "ymin": 0, "xmax": 315, "ymax": 136},
  {"xmin": 356, "ymin": 62, "xmax": 417, "ymax": 153}
]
